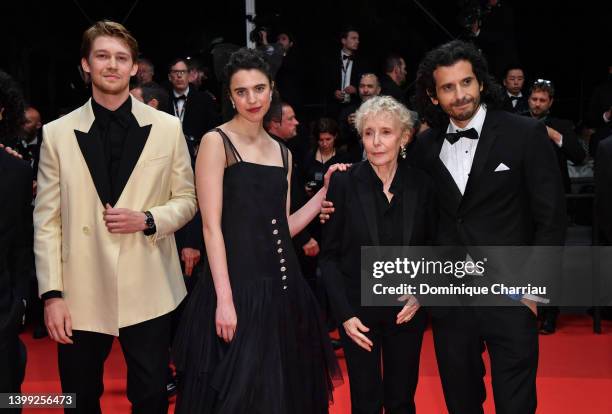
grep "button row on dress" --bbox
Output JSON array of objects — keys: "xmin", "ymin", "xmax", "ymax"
[{"xmin": 272, "ymin": 218, "xmax": 288, "ymax": 290}]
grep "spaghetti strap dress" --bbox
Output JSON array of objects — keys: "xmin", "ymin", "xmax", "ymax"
[{"xmin": 173, "ymin": 128, "xmax": 342, "ymax": 413}]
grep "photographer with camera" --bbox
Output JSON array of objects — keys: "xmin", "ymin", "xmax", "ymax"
[{"xmin": 250, "ymin": 26, "xmax": 285, "ymax": 79}]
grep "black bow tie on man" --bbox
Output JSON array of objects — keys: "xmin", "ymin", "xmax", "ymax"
[
  {"xmin": 342, "ymin": 54, "xmax": 354, "ymax": 61},
  {"xmin": 445, "ymin": 127, "xmax": 479, "ymax": 144},
  {"xmin": 173, "ymin": 94, "xmax": 187, "ymax": 103}
]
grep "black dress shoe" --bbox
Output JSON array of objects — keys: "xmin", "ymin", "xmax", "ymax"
[
  {"xmin": 539, "ymin": 318, "xmax": 556, "ymax": 335},
  {"xmin": 330, "ymin": 339, "xmax": 343, "ymax": 350},
  {"xmin": 32, "ymin": 324, "xmax": 48, "ymax": 339}
]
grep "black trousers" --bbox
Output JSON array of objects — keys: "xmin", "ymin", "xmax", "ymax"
[
  {"xmin": 339, "ymin": 307, "xmax": 426, "ymax": 414},
  {"xmin": 431, "ymin": 306, "xmax": 538, "ymax": 414},
  {"xmin": 58, "ymin": 312, "xmax": 172, "ymax": 414}
]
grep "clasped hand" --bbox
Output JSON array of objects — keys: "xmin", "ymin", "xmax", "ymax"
[{"xmin": 103, "ymin": 203, "xmax": 146, "ymax": 234}]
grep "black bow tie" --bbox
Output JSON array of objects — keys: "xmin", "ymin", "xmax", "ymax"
[
  {"xmin": 173, "ymin": 94, "xmax": 187, "ymax": 102},
  {"xmin": 510, "ymin": 96, "xmax": 520, "ymax": 101},
  {"xmin": 342, "ymin": 54, "xmax": 354, "ymax": 61},
  {"xmin": 445, "ymin": 128, "xmax": 479, "ymax": 144}
]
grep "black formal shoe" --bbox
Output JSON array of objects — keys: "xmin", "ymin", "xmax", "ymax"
[
  {"xmin": 330, "ymin": 339, "xmax": 343, "ymax": 350},
  {"xmin": 32, "ymin": 324, "xmax": 48, "ymax": 339},
  {"xmin": 539, "ymin": 318, "xmax": 556, "ymax": 335}
]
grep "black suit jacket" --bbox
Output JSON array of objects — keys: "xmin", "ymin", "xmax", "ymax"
[
  {"xmin": 0, "ymin": 152, "xmax": 32, "ymax": 333},
  {"xmin": 380, "ymin": 74, "xmax": 408, "ymax": 106},
  {"xmin": 409, "ymin": 110, "xmax": 566, "ymax": 308},
  {"xmin": 541, "ymin": 116, "xmax": 586, "ymax": 192},
  {"xmin": 167, "ymin": 88, "xmax": 220, "ymax": 145},
  {"xmin": 323, "ymin": 53, "xmax": 368, "ymax": 109},
  {"xmin": 502, "ymin": 94, "xmax": 529, "ymax": 115},
  {"xmin": 595, "ymin": 136, "xmax": 612, "ymax": 243},
  {"xmin": 319, "ymin": 161, "xmax": 437, "ymax": 323},
  {"xmin": 410, "ymin": 110, "xmax": 566, "ymax": 247}
]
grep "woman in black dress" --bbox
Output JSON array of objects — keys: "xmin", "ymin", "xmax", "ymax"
[
  {"xmin": 320, "ymin": 95, "xmax": 437, "ymax": 414},
  {"xmin": 173, "ymin": 48, "xmax": 343, "ymax": 413}
]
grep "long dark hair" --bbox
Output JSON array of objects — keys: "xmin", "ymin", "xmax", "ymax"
[{"xmin": 415, "ymin": 40, "xmax": 504, "ymax": 128}]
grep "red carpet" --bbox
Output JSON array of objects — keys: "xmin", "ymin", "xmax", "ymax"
[{"xmin": 20, "ymin": 315, "xmax": 612, "ymax": 413}]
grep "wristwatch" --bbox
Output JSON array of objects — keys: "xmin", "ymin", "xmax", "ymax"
[{"xmin": 143, "ymin": 211, "xmax": 156, "ymax": 236}]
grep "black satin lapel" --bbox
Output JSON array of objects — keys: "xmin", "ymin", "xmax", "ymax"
[
  {"xmin": 114, "ymin": 123, "xmax": 152, "ymax": 204},
  {"xmin": 353, "ymin": 164, "xmax": 380, "ymax": 245},
  {"xmin": 464, "ymin": 113, "xmax": 498, "ymax": 197},
  {"xmin": 432, "ymin": 133, "xmax": 463, "ymax": 208},
  {"xmin": 74, "ymin": 129, "xmax": 112, "ymax": 206}
]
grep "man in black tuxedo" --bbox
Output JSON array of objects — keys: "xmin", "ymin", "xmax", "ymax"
[
  {"xmin": 412, "ymin": 40, "xmax": 566, "ymax": 414},
  {"xmin": 166, "ymin": 58, "xmax": 220, "ymax": 280},
  {"xmin": 323, "ymin": 27, "xmax": 367, "ymax": 118},
  {"xmin": 166, "ymin": 58, "xmax": 220, "ymax": 157},
  {"xmin": 501, "ymin": 65, "xmax": 529, "ymax": 115}
]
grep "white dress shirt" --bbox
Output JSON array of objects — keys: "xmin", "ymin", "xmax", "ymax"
[
  {"xmin": 439, "ymin": 104, "xmax": 487, "ymax": 195},
  {"xmin": 172, "ymin": 86, "xmax": 190, "ymax": 122},
  {"xmin": 507, "ymin": 91, "xmax": 523, "ymax": 108},
  {"xmin": 340, "ymin": 50, "xmax": 353, "ymax": 103}
]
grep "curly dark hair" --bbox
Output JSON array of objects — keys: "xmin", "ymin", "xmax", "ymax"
[
  {"xmin": 0, "ymin": 70, "xmax": 26, "ymax": 144},
  {"xmin": 415, "ymin": 40, "xmax": 504, "ymax": 129},
  {"xmin": 224, "ymin": 47, "xmax": 272, "ymax": 86}
]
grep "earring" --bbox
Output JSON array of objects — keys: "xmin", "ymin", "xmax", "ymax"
[
  {"xmin": 231, "ymin": 100, "xmax": 235, "ymax": 109},
  {"xmin": 269, "ymin": 92, "xmax": 273, "ymax": 100},
  {"xmin": 400, "ymin": 145, "xmax": 407, "ymax": 159}
]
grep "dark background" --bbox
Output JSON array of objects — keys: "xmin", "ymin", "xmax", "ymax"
[{"xmin": 1, "ymin": 0, "xmax": 609, "ymax": 124}]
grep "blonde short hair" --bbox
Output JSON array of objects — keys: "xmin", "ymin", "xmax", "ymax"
[
  {"xmin": 81, "ymin": 20, "xmax": 139, "ymax": 61},
  {"xmin": 354, "ymin": 95, "xmax": 414, "ymax": 136}
]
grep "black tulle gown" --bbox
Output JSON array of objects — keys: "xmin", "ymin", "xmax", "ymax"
[{"xmin": 173, "ymin": 128, "xmax": 342, "ymax": 413}]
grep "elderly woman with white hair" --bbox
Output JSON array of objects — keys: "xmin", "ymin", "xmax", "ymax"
[{"xmin": 320, "ymin": 95, "xmax": 437, "ymax": 414}]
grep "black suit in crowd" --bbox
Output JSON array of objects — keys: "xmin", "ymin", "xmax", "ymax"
[
  {"xmin": 320, "ymin": 160, "xmax": 437, "ymax": 414},
  {"xmin": 323, "ymin": 53, "xmax": 368, "ymax": 117},
  {"xmin": 538, "ymin": 116, "xmax": 586, "ymax": 192},
  {"xmin": 410, "ymin": 109, "xmax": 566, "ymax": 414},
  {"xmin": 0, "ymin": 151, "xmax": 32, "ymax": 396},
  {"xmin": 502, "ymin": 94, "xmax": 529, "ymax": 115},
  {"xmin": 166, "ymin": 87, "xmax": 220, "ymax": 152},
  {"xmin": 166, "ymin": 87, "xmax": 219, "ymax": 283},
  {"xmin": 380, "ymin": 74, "xmax": 408, "ymax": 107}
]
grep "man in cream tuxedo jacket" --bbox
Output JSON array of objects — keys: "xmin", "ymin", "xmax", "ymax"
[{"xmin": 34, "ymin": 21, "xmax": 196, "ymax": 414}]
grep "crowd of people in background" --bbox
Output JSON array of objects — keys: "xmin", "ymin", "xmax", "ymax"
[{"xmin": 0, "ymin": 4, "xmax": 611, "ymax": 413}]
